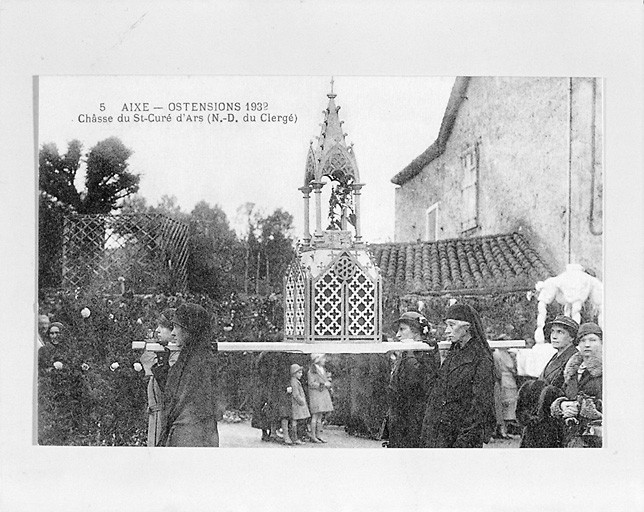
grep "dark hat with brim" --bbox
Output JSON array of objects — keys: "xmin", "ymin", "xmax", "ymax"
[
  {"xmin": 548, "ymin": 315, "xmax": 579, "ymax": 336},
  {"xmin": 172, "ymin": 303, "xmax": 210, "ymax": 333},
  {"xmin": 392, "ymin": 311, "xmax": 430, "ymax": 335}
]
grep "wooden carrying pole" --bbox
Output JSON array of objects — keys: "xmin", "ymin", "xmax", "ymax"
[{"xmin": 132, "ymin": 339, "xmax": 526, "ymax": 354}]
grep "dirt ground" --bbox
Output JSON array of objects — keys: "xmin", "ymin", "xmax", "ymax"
[{"xmin": 218, "ymin": 420, "xmax": 521, "ymax": 448}]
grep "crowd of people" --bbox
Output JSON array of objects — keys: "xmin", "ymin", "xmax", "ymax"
[
  {"xmin": 516, "ymin": 317, "xmax": 603, "ymax": 448},
  {"xmin": 382, "ymin": 305, "xmax": 603, "ymax": 448},
  {"xmin": 137, "ymin": 303, "xmax": 338, "ymax": 447},
  {"xmin": 250, "ymin": 351, "xmax": 334, "ymax": 445},
  {"xmin": 381, "ymin": 304, "xmax": 498, "ymax": 448},
  {"xmin": 38, "ymin": 301, "xmax": 603, "ymax": 449}
]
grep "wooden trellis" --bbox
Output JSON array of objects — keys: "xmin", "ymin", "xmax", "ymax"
[{"xmin": 61, "ymin": 213, "xmax": 189, "ymax": 293}]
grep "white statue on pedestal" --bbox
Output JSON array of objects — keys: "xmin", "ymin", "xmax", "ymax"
[{"xmin": 533, "ymin": 263, "xmax": 603, "ymax": 343}]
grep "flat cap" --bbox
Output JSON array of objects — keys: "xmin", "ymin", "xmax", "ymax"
[{"xmin": 548, "ymin": 315, "xmax": 579, "ymax": 335}]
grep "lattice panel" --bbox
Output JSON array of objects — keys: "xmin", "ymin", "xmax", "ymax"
[
  {"xmin": 284, "ymin": 267, "xmax": 296, "ymax": 335},
  {"xmin": 294, "ymin": 269, "xmax": 306, "ymax": 336},
  {"xmin": 61, "ymin": 213, "xmax": 189, "ymax": 293},
  {"xmin": 284, "ymin": 262, "xmax": 307, "ymax": 337},
  {"xmin": 313, "ymin": 270, "xmax": 343, "ymax": 337},
  {"xmin": 346, "ymin": 272, "xmax": 377, "ymax": 336},
  {"xmin": 285, "ymin": 250, "xmax": 382, "ymax": 342}
]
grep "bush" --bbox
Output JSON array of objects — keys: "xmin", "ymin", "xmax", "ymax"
[{"xmin": 37, "ymin": 289, "xmax": 283, "ymax": 445}]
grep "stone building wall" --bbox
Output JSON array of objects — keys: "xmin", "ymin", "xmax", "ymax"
[{"xmin": 394, "ymin": 77, "xmax": 603, "ymax": 278}]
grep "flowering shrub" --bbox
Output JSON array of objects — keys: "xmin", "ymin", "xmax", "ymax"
[{"xmin": 37, "ymin": 288, "xmax": 284, "ymax": 445}]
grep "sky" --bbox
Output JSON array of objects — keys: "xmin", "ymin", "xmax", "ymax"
[{"xmin": 39, "ymin": 75, "xmax": 455, "ymax": 242}]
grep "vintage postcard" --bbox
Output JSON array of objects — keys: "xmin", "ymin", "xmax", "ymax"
[{"xmin": 2, "ymin": 2, "xmax": 643, "ymax": 512}]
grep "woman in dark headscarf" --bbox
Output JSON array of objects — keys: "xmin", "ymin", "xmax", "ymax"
[
  {"xmin": 156, "ymin": 303, "xmax": 219, "ymax": 447},
  {"xmin": 421, "ymin": 303, "xmax": 496, "ymax": 448}
]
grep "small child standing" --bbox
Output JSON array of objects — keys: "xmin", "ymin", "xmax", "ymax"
[
  {"xmin": 307, "ymin": 353, "xmax": 333, "ymax": 443},
  {"xmin": 290, "ymin": 364, "xmax": 310, "ymax": 445}
]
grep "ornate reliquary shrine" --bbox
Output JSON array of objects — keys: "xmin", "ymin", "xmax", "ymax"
[{"xmin": 283, "ymin": 83, "xmax": 383, "ymax": 344}]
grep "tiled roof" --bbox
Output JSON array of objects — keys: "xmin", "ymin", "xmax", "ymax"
[
  {"xmin": 368, "ymin": 233, "xmax": 552, "ymax": 295},
  {"xmin": 391, "ymin": 77, "xmax": 470, "ymax": 186}
]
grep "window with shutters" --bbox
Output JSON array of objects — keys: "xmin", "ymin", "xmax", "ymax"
[
  {"xmin": 460, "ymin": 143, "xmax": 479, "ymax": 232},
  {"xmin": 425, "ymin": 202, "xmax": 439, "ymax": 242}
]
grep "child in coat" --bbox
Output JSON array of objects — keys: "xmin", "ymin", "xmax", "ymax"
[
  {"xmin": 289, "ymin": 364, "xmax": 310, "ymax": 445},
  {"xmin": 307, "ymin": 353, "xmax": 334, "ymax": 443}
]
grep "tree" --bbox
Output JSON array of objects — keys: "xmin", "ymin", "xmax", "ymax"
[
  {"xmin": 38, "ymin": 193, "xmax": 72, "ymax": 288},
  {"xmin": 39, "ymin": 137, "xmax": 140, "ymax": 214},
  {"xmin": 236, "ymin": 202, "xmax": 256, "ymax": 294},
  {"xmin": 237, "ymin": 208, "xmax": 297, "ymax": 295},
  {"xmin": 256, "ymin": 208, "xmax": 296, "ymax": 293},
  {"xmin": 187, "ymin": 201, "xmax": 245, "ymax": 299},
  {"xmin": 39, "ymin": 137, "xmax": 140, "ymax": 289},
  {"xmin": 121, "ymin": 194, "xmax": 188, "ymax": 221}
]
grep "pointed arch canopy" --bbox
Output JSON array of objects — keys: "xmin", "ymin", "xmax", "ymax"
[
  {"xmin": 304, "ymin": 146, "xmax": 317, "ymax": 187},
  {"xmin": 318, "ymin": 143, "xmax": 360, "ymax": 182}
]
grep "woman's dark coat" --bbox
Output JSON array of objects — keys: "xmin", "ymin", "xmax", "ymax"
[
  {"xmin": 421, "ymin": 341, "xmax": 496, "ymax": 448},
  {"xmin": 540, "ymin": 344, "xmax": 579, "ymax": 389},
  {"xmin": 561, "ymin": 352, "xmax": 602, "ymax": 402},
  {"xmin": 251, "ymin": 351, "xmax": 291, "ymax": 429},
  {"xmin": 251, "ymin": 352, "xmax": 272, "ymax": 430},
  {"xmin": 386, "ymin": 349, "xmax": 439, "ymax": 448},
  {"xmin": 516, "ymin": 379, "xmax": 564, "ymax": 448},
  {"xmin": 557, "ymin": 353, "xmax": 603, "ymax": 448},
  {"xmin": 517, "ymin": 344, "xmax": 578, "ymax": 448},
  {"xmin": 156, "ymin": 344, "xmax": 219, "ymax": 447}
]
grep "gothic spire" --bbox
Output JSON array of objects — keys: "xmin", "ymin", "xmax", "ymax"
[{"xmin": 306, "ymin": 78, "xmax": 360, "ymax": 185}]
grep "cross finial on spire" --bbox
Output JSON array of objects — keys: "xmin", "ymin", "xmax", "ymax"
[{"xmin": 328, "ymin": 76, "xmax": 336, "ymax": 98}]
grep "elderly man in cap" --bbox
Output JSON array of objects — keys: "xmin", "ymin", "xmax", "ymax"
[
  {"xmin": 516, "ymin": 315, "xmax": 579, "ymax": 448},
  {"xmin": 420, "ymin": 303, "xmax": 496, "ymax": 448}
]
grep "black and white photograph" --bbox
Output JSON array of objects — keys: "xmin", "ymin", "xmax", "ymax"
[
  {"xmin": 1, "ymin": 2, "xmax": 643, "ymax": 511},
  {"xmin": 35, "ymin": 74, "xmax": 604, "ymax": 451}
]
